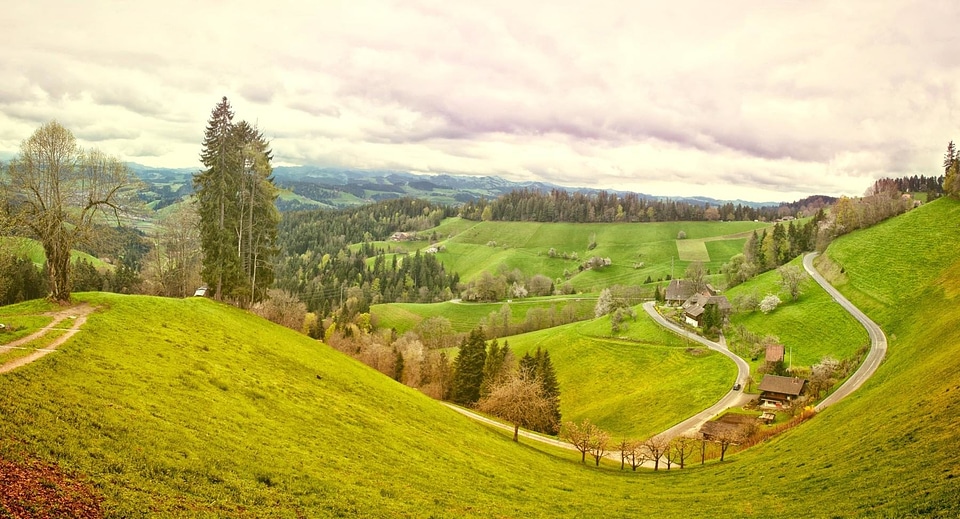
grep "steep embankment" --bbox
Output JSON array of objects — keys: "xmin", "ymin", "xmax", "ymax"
[{"xmin": 0, "ymin": 199, "xmax": 958, "ymax": 518}]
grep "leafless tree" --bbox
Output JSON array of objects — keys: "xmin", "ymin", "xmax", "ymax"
[
  {"xmin": 643, "ymin": 435, "xmax": 670, "ymax": 471},
  {"xmin": 669, "ymin": 435, "xmax": 698, "ymax": 469},
  {"xmin": 252, "ymin": 289, "xmax": 307, "ymax": 330},
  {"xmin": 5, "ymin": 122, "xmax": 137, "ymax": 301},
  {"xmin": 685, "ymin": 261, "xmax": 707, "ymax": 293},
  {"xmin": 560, "ymin": 419, "xmax": 598, "ymax": 463},
  {"xmin": 589, "ymin": 428, "xmax": 611, "ymax": 466},
  {"xmin": 477, "ymin": 373, "xmax": 557, "ymax": 442},
  {"xmin": 618, "ymin": 439, "xmax": 647, "ymax": 471}
]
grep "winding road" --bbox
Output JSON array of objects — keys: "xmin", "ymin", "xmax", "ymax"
[
  {"xmin": 803, "ymin": 252, "xmax": 887, "ymax": 411},
  {"xmin": 451, "ymin": 251, "xmax": 888, "ymax": 459}
]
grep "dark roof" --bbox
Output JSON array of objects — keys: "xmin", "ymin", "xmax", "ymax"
[
  {"xmin": 757, "ymin": 375, "xmax": 807, "ymax": 396},
  {"xmin": 765, "ymin": 344, "xmax": 785, "ymax": 363},
  {"xmin": 683, "ymin": 293, "xmax": 732, "ymax": 318},
  {"xmin": 665, "ymin": 279, "xmax": 698, "ymax": 301}
]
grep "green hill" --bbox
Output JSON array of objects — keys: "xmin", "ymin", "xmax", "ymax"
[
  {"xmin": 0, "ymin": 199, "xmax": 959, "ymax": 516},
  {"xmin": 0, "ymin": 236, "xmax": 111, "ymax": 269},
  {"xmin": 427, "ymin": 219, "xmax": 768, "ymax": 290}
]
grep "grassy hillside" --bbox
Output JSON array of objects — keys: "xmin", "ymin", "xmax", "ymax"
[
  {"xmin": 724, "ymin": 256, "xmax": 869, "ymax": 369},
  {"xmin": 504, "ymin": 310, "xmax": 733, "ymax": 438},
  {"xmin": 0, "ymin": 236, "xmax": 111, "ymax": 269},
  {"xmin": 372, "ymin": 297, "xmax": 596, "ymax": 334},
  {"xmin": 429, "ymin": 220, "xmax": 769, "ymax": 290},
  {"xmin": 1, "ymin": 198, "xmax": 959, "ymax": 517}
]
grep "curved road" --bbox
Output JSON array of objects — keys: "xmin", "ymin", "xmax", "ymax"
[
  {"xmin": 450, "ymin": 254, "xmax": 886, "ymax": 456},
  {"xmin": 641, "ymin": 302, "xmax": 751, "ymax": 440},
  {"xmin": 803, "ymin": 252, "xmax": 887, "ymax": 411}
]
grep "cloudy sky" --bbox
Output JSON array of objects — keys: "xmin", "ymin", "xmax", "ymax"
[{"xmin": 3, "ymin": 1, "xmax": 959, "ymax": 202}]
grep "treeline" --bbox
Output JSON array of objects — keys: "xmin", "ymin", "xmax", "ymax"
[
  {"xmin": 275, "ymin": 198, "xmax": 458, "ymax": 317},
  {"xmin": 458, "ymin": 189, "xmax": 830, "ymax": 223}
]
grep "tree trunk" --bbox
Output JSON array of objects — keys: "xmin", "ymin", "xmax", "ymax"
[{"xmin": 513, "ymin": 424, "xmax": 519, "ymax": 442}]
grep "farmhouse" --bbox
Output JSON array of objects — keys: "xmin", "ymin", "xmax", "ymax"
[
  {"xmin": 681, "ymin": 292, "xmax": 732, "ymax": 327},
  {"xmin": 665, "ymin": 279, "xmax": 699, "ymax": 305},
  {"xmin": 757, "ymin": 375, "xmax": 807, "ymax": 406}
]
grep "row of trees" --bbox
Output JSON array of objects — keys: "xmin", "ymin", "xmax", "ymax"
[
  {"xmin": 942, "ymin": 141, "xmax": 960, "ymax": 198},
  {"xmin": 459, "ymin": 189, "xmax": 829, "ymax": 224},
  {"xmin": 194, "ymin": 97, "xmax": 280, "ymax": 306},
  {"xmin": 560, "ymin": 420, "xmax": 708, "ymax": 469}
]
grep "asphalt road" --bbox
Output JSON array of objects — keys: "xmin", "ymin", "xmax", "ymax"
[
  {"xmin": 803, "ymin": 252, "xmax": 888, "ymax": 411},
  {"xmin": 641, "ymin": 301, "xmax": 752, "ymax": 440}
]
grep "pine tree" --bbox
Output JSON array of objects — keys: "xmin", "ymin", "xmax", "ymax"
[
  {"xmin": 195, "ymin": 97, "xmax": 241, "ymax": 299},
  {"xmin": 945, "ymin": 141, "xmax": 959, "ymax": 198},
  {"xmin": 535, "ymin": 348, "xmax": 562, "ymax": 434},
  {"xmin": 451, "ymin": 328, "xmax": 488, "ymax": 406}
]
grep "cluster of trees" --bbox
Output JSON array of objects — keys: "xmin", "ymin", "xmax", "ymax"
[
  {"xmin": 460, "ymin": 269, "xmax": 574, "ymax": 303},
  {"xmin": 594, "ymin": 286, "xmax": 640, "ymax": 333},
  {"xmin": 194, "ymin": 97, "xmax": 280, "ymax": 306},
  {"xmin": 452, "ymin": 331, "xmax": 562, "ymax": 437},
  {"xmin": 0, "ymin": 254, "xmax": 46, "ymax": 305},
  {"xmin": 943, "ymin": 142, "xmax": 960, "ymax": 198},
  {"xmin": 479, "ymin": 302, "xmax": 594, "ymax": 339},
  {"xmin": 459, "ymin": 189, "xmax": 826, "ymax": 224},
  {"xmin": 275, "ymin": 198, "xmax": 455, "ymax": 317}
]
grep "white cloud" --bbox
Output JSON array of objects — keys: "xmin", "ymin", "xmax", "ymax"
[{"xmin": 1, "ymin": 0, "xmax": 958, "ymax": 201}]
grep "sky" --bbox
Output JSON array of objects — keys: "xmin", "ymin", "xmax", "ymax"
[{"xmin": 2, "ymin": 1, "xmax": 959, "ymax": 203}]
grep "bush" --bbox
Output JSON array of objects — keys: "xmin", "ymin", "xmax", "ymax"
[{"xmin": 677, "ymin": 230, "xmax": 687, "ymax": 240}]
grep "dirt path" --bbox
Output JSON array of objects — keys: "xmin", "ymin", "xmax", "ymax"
[{"xmin": 0, "ymin": 304, "xmax": 94, "ymax": 374}]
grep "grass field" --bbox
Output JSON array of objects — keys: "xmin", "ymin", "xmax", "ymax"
[
  {"xmin": 0, "ymin": 236, "xmax": 112, "ymax": 269},
  {"xmin": 427, "ymin": 219, "xmax": 769, "ymax": 290},
  {"xmin": 0, "ymin": 200, "xmax": 958, "ymax": 517},
  {"xmin": 724, "ymin": 256, "xmax": 869, "ymax": 369},
  {"xmin": 372, "ymin": 297, "xmax": 597, "ymax": 334},
  {"xmin": 504, "ymin": 309, "xmax": 734, "ymax": 438}
]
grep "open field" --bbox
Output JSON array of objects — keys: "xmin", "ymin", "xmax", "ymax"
[
  {"xmin": 504, "ymin": 310, "xmax": 734, "ymax": 438},
  {"xmin": 0, "ymin": 236, "xmax": 111, "ymax": 269},
  {"xmin": 372, "ymin": 297, "xmax": 597, "ymax": 335},
  {"xmin": 426, "ymin": 220, "xmax": 770, "ymax": 290},
  {"xmin": 0, "ymin": 200, "xmax": 958, "ymax": 516},
  {"xmin": 724, "ymin": 256, "xmax": 869, "ymax": 369}
]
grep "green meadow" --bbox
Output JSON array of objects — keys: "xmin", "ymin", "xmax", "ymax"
[
  {"xmin": 428, "ymin": 220, "xmax": 769, "ymax": 290},
  {"xmin": 371, "ymin": 297, "xmax": 597, "ymax": 334},
  {"xmin": 725, "ymin": 256, "xmax": 869, "ymax": 369},
  {"xmin": 0, "ymin": 200, "xmax": 958, "ymax": 516},
  {"xmin": 503, "ymin": 310, "xmax": 733, "ymax": 438}
]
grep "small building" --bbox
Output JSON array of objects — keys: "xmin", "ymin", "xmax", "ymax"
[
  {"xmin": 193, "ymin": 286, "xmax": 208, "ymax": 297},
  {"xmin": 682, "ymin": 293, "xmax": 732, "ymax": 327},
  {"xmin": 757, "ymin": 375, "xmax": 807, "ymax": 406},
  {"xmin": 699, "ymin": 413, "xmax": 756, "ymax": 441},
  {"xmin": 765, "ymin": 344, "xmax": 785, "ymax": 363}
]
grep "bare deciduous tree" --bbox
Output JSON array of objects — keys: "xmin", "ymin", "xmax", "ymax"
[
  {"xmin": 669, "ymin": 435, "xmax": 698, "ymax": 469},
  {"xmin": 477, "ymin": 373, "xmax": 557, "ymax": 442},
  {"xmin": 5, "ymin": 122, "xmax": 137, "ymax": 301},
  {"xmin": 589, "ymin": 428, "xmax": 611, "ymax": 466},
  {"xmin": 561, "ymin": 419, "xmax": 598, "ymax": 463},
  {"xmin": 643, "ymin": 435, "xmax": 669, "ymax": 471},
  {"xmin": 685, "ymin": 261, "xmax": 707, "ymax": 293},
  {"xmin": 618, "ymin": 439, "xmax": 647, "ymax": 471}
]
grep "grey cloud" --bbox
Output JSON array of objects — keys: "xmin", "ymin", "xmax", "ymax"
[{"xmin": 74, "ymin": 125, "xmax": 141, "ymax": 142}]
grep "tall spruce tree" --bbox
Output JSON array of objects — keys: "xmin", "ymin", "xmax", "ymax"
[
  {"xmin": 194, "ymin": 98, "xmax": 279, "ymax": 305},
  {"xmin": 451, "ymin": 328, "xmax": 488, "ymax": 406},
  {"xmin": 535, "ymin": 348, "xmax": 562, "ymax": 434}
]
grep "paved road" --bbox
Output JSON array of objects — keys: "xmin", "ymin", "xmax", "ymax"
[
  {"xmin": 641, "ymin": 302, "xmax": 752, "ymax": 440},
  {"xmin": 803, "ymin": 252, "xmax": 887, "ymax": 411}
]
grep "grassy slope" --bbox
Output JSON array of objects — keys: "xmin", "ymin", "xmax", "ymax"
[
  {"xmin": 430, "ymin": 220, "xmax": 769, "ymax": 290},
  {"xmin": 0, "ymin": 236, "xmax": 111, "ymax": 269},
  {"xmin": 504, "ymin": 309, "xmax": 733, "ymax": 438},
  {"xmin": 725, "ymin": 256, "xmax": 869, "ymax": 368},
  {"xmin": 0, "ymin": 200, "xmax": 958, "ymax": 517},
  {"xmin": 371, "ymin": 297, "xmax": 596, "ymax": 334}
]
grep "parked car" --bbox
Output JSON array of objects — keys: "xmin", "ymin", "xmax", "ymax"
[{"xmin": 733, "ymin": 383, "xmax": 742, "ymax": 391}]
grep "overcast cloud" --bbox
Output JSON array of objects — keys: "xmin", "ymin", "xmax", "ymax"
[{"xmin": 2, "ymin": 0, "xmax": 959, "ymax": 201}]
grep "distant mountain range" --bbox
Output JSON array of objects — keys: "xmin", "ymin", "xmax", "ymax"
[{"xmin": 124, "ymin": 162, "xmax": 787, "ymax": 211}]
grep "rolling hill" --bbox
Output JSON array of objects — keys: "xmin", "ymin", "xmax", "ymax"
[{"xmin": 0, "ymin": 199, "xmax": 958, "ymax": 517}]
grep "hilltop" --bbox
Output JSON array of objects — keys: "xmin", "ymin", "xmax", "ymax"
[{"xmin": 0, "ymin": 199, "xmax": 958, "ymax": 516}]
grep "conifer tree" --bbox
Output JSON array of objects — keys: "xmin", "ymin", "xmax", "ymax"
[
  {"xmin": 194, "ymin": 97, "xmax": 279, "ymax": 304},
  {"xmin": 451, "ymin": 328, "xmax": 488, "ymax": 406},
  {"xmin": 535, "ymin": 348, "xmax": 562, "ymax": 433}
]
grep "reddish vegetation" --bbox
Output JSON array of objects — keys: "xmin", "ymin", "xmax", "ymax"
[{"xmin": 0, "ymin": 455, "xmax": 102, "ymax": 519}]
